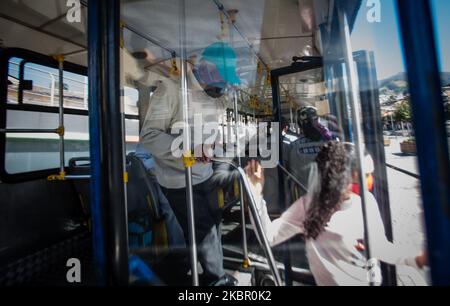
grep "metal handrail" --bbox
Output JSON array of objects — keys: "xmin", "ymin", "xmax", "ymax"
[
  {"xmin": 0, "ymin": 128, "xmax": 59, "ymax": 134},
  {"xmin": 212, "ymin": 158, "xmax": 283, "ymax": 286},
  {"xmin": 232, "ymin": 91, "xmax": 250, "ymax": 268},
  {"xmin": 386, "ymin": 163, "xmax": 420, "ymax": 180},
  {"xmin": 179, "ymin": 0, "xmax": 199, "ymax": 286}
]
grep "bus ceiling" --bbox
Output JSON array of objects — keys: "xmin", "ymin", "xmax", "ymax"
[{"xmin": 0, "ymin": 0, "xmax": 361, "ymax": 72}]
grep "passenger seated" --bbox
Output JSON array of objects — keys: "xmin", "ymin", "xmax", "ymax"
[{"xmin": 245, "ymin": 141, "xmax": 427, "ymax": 286}]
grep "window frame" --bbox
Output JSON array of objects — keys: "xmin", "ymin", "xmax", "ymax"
[{"xmin": 0, "ymin": 48, "xmax": 138, "ymax": 183}]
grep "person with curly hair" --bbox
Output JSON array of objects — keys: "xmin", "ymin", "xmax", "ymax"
[{"xmin": 245, "ymin": 141, "xmax": 427, "ymax": 286}]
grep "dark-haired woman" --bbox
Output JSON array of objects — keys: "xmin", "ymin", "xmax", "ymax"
[{"xmin": 245, "ymin": 141, "xmax": 426, "ymax": 286}]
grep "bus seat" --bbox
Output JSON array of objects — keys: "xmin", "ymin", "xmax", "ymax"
[
  {"xmin": 68, "ymin": 155, "xmax": 162, "ymax": 219},
  {"xmin": 69, "ymin": 156, "xmax": 190, "ymax": 284},
  {"xmin": 68, "ymin": 155, "xmax": 165, "ymax": 250},
  {"xmin": 126, "ymin": 154, "xmax": 161, "ymax": 221},
  {"xmin": 126, "ymin": 153, "xmax": 166, "ymax": 253},
  {"xmin": 68, "ymin": 157, "xmax": 91, "ymax": 217}
]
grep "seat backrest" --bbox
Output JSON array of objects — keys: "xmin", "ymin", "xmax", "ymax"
[
  {"xmin": 68, "ymin": 155, "xmax": 161, "ymax": 221},
  {"xmin": 68, "ymin": 158, "xmax": 91, "ymax": 216},
  {"xmin": 68, "ymin": 155, "xmax": 166, "ymax": 250},
  {"xmin": 126, "ymin": 154, "xmax": 161, "ymax": 221}
]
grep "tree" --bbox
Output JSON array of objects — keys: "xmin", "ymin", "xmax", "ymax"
[
  {"xmin": 445, "ymin": 101, "xmax": 450, "ymax": 121},
  {"xmin": 394, "ymin": 100, "xmax": 412, "ymax": 122}
]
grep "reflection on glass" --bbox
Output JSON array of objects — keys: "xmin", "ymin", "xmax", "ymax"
[
  {"xmin": 430, "ymin": 0, "xmax": 450, "ymax": 157},
  {"xmin": 316, "ymin": 0, "xmax": 429, "ymax": 285},
  {"xmin": 116, "ymin": 0, "xmax": 432, "ymax": 286}
]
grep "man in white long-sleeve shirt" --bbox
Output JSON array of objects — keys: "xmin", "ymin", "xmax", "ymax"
[{"xmin": 139, "ymin": 42, "xmax": 240, "ymax": 285}]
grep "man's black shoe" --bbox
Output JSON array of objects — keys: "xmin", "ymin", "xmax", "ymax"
[{"xmin": 210, "ymin": 273, "xmax": 239, "ymax": 286}]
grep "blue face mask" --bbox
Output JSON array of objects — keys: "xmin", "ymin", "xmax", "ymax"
[
  {"xmin": 195, "ymin": 61, "xmax": 226, "ymax": 84},
  {"xmin": 194, "ymin": 62, "xmax": 228, "ymax": 98},
  {"xmin": 204, "ymin": 82, "xmax": 227, "ymax": 98}
]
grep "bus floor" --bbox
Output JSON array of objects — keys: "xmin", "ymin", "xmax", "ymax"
[{"xmin": 21, "ymin": 204, "xmax": 312, "ymax": 287}]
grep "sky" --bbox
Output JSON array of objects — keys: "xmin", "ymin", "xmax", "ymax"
[{"xmin": 351, "ymin": 0, "xmax": 450, "ymax": 80}]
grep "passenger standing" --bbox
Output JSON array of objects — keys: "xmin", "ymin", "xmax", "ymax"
[
  {"xmin": 288, "ymin": 106, "xmax": 336, "ymax": 198},
  {"xmin": 139, "ymin": 42, "xmax": 240, "ymax": 286}
]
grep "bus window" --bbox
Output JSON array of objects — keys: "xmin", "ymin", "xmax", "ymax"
[
  {"xmin": 4, "ymin": 56, "xmax": 90, "ymax": 175},
  {"xmin": 7, "ymin": 57, "xmax": 21, "ymax": 104},
  {"xmin": 279, "ymin": 68, "xmax": 328, "ymax": 132},
  {"xmin": 3, "ymin": 53, "xmax": 140, "ymax": 176},
  {"xmin": 315, "ymin": 0, "xmax": 429, "ymax": 285},
  {"xmin": 430, "ymin": 0, "xmax": 450, "ymax": 157},
  {"xmin": 5, "ymin": 112, "xmax": 89, "ymax": 174},
  {"xmin": 124, "ymin": 86, "xmax": 139, "ymax": 152},
  {"xmin": 20, "ymin": 61, "xmax": 88, "ymax": 110},
  {"xmin": 125, "ymin": 117, "xmax": 139, "ymax": 154},
  {"xmin": 278, "ymin": 67, "xmax": 331, "ymax": 201},
  {"xmin": 124, "ymin": 86, "xmax": 138, "ymax": 116}
]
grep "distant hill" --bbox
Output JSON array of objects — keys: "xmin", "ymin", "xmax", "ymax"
[{"xmin": 379, "ymin": 72, "xmax": 450, "ymax": 95}]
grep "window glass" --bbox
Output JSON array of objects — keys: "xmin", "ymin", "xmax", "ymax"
[
  {"xmin": 7, "ymin": 57, "xmax": 21, "ymax": 104},
  {"xmin": 21, "ymin": 61, "xmax": 88, "ymax": 109},
  {"xmin": 5, "ymin": 111, "xmax": 89, "ymax": 174},
  {"xmin": 430, "ymin": 0, "xmax": 450, "ymax": 156},
  {"xmin": 315, "ymin": 0, "xmax": 429, "ymax": 285},
  {"xmin": 4, "ymin": 57, "xmax": 139, "ymax": 175}
]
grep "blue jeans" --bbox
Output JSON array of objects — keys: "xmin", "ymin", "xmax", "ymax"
[{"xmin": 162, "ymin": 178, "xmax": 225, "ymax": 284}]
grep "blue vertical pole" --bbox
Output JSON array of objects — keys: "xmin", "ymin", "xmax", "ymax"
[
  {"xmin": 87, "ymin": 0, "xmax": 106, "ymax": 285},
  {"xmin": 88, "ymin": 0, "xmax": 129, "ymax": 285},
  {"xmin": 396, "ymin": 0, "xmax": 450, "ymax": 285}
]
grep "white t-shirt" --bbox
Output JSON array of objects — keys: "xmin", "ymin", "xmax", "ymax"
[{"xmin": 251, "ymin": 192, "xmax": 419, "ymax": 286}]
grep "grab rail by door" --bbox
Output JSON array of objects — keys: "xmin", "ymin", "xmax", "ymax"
[{"xmin": 212, "ymin": 158, "xmax": 282, "ymax": 286}]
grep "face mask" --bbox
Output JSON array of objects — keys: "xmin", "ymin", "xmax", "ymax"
[
  {"xmin": 302, "ymin": 121, "xmax": 323, "ymax": 141},
  {"xmin": 204, "ymin": 84, "xmax": 226, "ymax": 98},
  {"xmin": 351, "ymin": 173, "xmax": 374, "ymax": 195},
  {"xmin": 312, "ymin": 121, "xmax": 333, "ymax": 141},
  {"xmin": 195, "ymin": 61, "xmax": 225, "ymax": 85}
]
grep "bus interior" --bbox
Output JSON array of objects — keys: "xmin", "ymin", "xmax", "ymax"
[{"xmin": 0, "ymin": 0, "xmax": 449, "ymax": 286}]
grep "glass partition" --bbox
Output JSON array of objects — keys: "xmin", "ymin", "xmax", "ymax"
[
  {"xmin": 314, "ymin": 0, "xmax": 429, "ymax": 286},
  {"xmin": 430, "ymin": 0, "xmax": 450, "ymax": 158},
  {"xmin": 117, "ymin": 0, "xmax": 434, "ymax": 286}
]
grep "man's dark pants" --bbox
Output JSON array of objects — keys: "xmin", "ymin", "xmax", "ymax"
[{"xmin": 161, "ymin": 178, "xmax": 224, "ymax": 284}]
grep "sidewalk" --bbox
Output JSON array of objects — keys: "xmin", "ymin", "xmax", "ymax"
[{"xmin": 383, "ymin": 137, "xmax": 430, "ymax": 285}]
